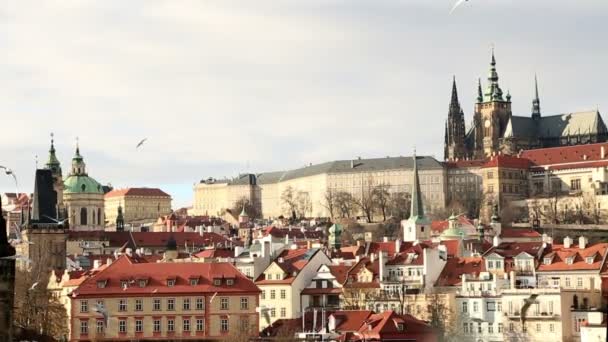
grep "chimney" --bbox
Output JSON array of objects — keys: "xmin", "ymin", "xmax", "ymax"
[
  {"xmin": 234, "ymin": 246, "xmax": 243, "ymax": 258},
  {"xmin": 106, "ymin": 258, "xmax": 112, "ymax": 266},
  {"xmin": 126, "ymin": 248, "xmax": 133, "ymax": 257},
  {"xmin": 355, "ymin": 255, "xmax": 360, "ymax": 263},
  {"xmin": 379, "ymin": 252, "xmax": 385, "ymax": 281},
  {"xmin": 356, "ymin": 240, "xmax": 362, "ymax": 247},
  {"xmin": 93, "ymin": 260, "xmax": 101, "ymax": 269},
  {"xmin": 307, "ymin": 240, "xmax": 312, "ymax": 249},
  {"xmin": 579, "ymin": 236, "xmax": 588, "ymax": 249},
  {"xmin": 351, "ymin": 160, "xmax": 355, "ymax": 169},
  {"xmin": 370, "ymin": 253, "xmax": 376, "ymax": 262},
  {"xmin": 564, "ymin": 236, "xmax": 572, "ymax": 249},
  {"xmin": 395, "ymin": 239, "xmax": 402, "ymax": 254},
  {"xmin": 602, "ymin": 146, "xmax": 606, "ymax": 159},
  {"xmin": 510, "ymin": 270, "xmax": 516, "ymax": 289},
  {"xmin": 493, "ymin": 235, "xmax": 501, "ymax": 247},
  {"xmin": 383, "ymin": 236, "xmax": 389, "ymax": 243}
]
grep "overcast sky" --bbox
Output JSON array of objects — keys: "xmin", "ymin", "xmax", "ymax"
[{"xmin": 0, "ymin": 0, "xmax": 606, "ymax": 208}]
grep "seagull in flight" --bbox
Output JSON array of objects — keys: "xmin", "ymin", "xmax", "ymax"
[
  {"xmin": 94, "ymin": 302, "xmax": 110, "ymax": 327},
  {"xmin": 520, "ymin": 294, "xmax": 539, "ymax": 324},
  {"xmin": 43, "ymin": 215, "xmax": 69, "ymax": 225},
  {"xmin": 136, "ymin": 138, "xmax": 147, "ymax": 149},
  {"xmin": 9, "ymin": 223, "xmax": 33, "ymax": 246},
  {"xmin": 29, "ymin": 282, "xmax": 39, "ymax": 291},
  {"xmin": 0, "ymin": 254, "xmax": 32, "ymax": 264},
  {"xmin": 0, "ymin": 165, "xmax": 19, "ymax": 192},
  {"xmin": 450, "ymin": 0, "xmax": 469, "ymax": 14}
]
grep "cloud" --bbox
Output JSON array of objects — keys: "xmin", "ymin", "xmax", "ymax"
[{"xmin": 0, "ymin": 0, "xmax": 607, "ymax": 207}]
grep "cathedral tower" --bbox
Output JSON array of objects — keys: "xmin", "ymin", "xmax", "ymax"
[
  {"xmin": 444, "ymin": 76, "xmax": 467, "ymax": 160},
  {"xmin": 45, "ymin": 133, "xmax": 65, "ymax": 218},
  {"xmin": 473, "ymin": 50, "xmax": 513, "ymax": 158},
  {"xmin": 531, "ymin": 75, "xmax": 541, "ymax": 120}
]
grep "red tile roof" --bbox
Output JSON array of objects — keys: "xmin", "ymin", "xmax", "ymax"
[
  {"xmin": 255, "ymin": 248, "xmax": 322, "ymax": 285},
  {"xmin": 482, "ymin": 155, "xmax": 531, "ymax": 169},
  {"xmin": 338, "ymin": 245, "xmax": 365, "ymax": 259},
  {"xmin": 484, "ymin": 242, "xmax": 545, "ymax": 259},
  {"xmin": 354, "ymin": 311, "xmax": 437, "ymax": 341},
  {"xmin": 328, "ymin": 265, "xmax": 351, "ymax": 284},
  {"xmin": 435, "ymin": 257, "xmax": 485, "ymax": 287},
  {"xmin": 73, "ymin": 255, "xmax": 259, "ymax": 297},
  {"xmin": 385, "ymin": 245, "xmax": 425, "ymax": 266},
  {"xmin": 367, "ymin": 241, "xmax": 414, "ymax": 257},
  {"xmin": 194, "ymin": 248, "xmax": 234, "ymax": 259},
  {"xmin": 538, "ymin": 243, "xmax": 608, "ymax": 272},
  {"xmin": 104, "ymin": 187, "xmax": 171, "ymax": 198},
  {"xmin": 520, "ymin": 143, "xmax": 608, "ymax": 166}
]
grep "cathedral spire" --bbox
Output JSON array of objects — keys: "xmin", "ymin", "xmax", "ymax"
[
  {"xmin": 477, "ymin": 78, "xmax": 483, "ymax": 103},
  {"xmin": 485, "ymin": 48, "xmax": 504, "ymax": 101},
  {"xmin": 532, "ymin": 74, "xmax": 541, "ymax": 119},
  {"xmin": 410, "ymin": 150, "xmax": 425, "ymax": 219},
  {"xmin": 450, "ymin": 76, "xmax": 460, "ymax": 109}
]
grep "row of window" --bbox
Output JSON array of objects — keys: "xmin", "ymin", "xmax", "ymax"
[
  {"xmin": 261, "ymin": 289, "xmax": 287, "ymax": 300},
  {"xmin": 463, "ymin": 322, "xmax": 556, "ymax": 334},
  {"xmin": 269, "ymin": 307, "xmax": 288, "ymax": 318},
  {"xmin": 462, "ymin": 301, "xmax": 502, "ymax": 313},
  {"xmin": 81, "ymin": 297, "xmax": 249, "ymax": 313},
  {"xmin": 486, "ymin": 170, "xmax": 525, "ymax": 180}
]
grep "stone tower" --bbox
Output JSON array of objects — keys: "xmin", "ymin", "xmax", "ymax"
[
  {"xmin": 45, "ymin": 133, "xmax": 65, "ymax": 218},
  {"xmin": 21, "ymin": 169, "xmax": 68, "ymax": 276},
  {"xmin": 444, "ymin": 76, "xmax": 467, "ymax": 160},
  {"xmin": 402, "ymin": 152, "xmax": 431, "ymax": 242},
  {"xmin": 0, "ymin": 198, "xmax": 16, "ymax": 341},
  {"xmin": 473, "ymin": 50, "xmax": 512, "ymax": 158}
]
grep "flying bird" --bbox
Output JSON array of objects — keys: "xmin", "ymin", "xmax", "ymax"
[
  {"xmin": 136, "ymin": 138, "xmax": 147, "ymax": 149},
  {"xmin": 520, "ymin": 294, "xmax": 539, "ymax": 324},
  {"xmin": 0, "ymin": 254, "xmax": 32, "ymax": 264},
  {"xmin": 450, "ymin": 0, "xmax": 469, "ymax": 14},
  {"xmin": 43, "ymin": 215, "xmax": 69, "ymax": 226},
  {"xmin": 0, "ymin": 165, "xmax": 19, "ymax": 192},
  {"xmin": 94, "ymin": 302, "xmax": 110, "ymax": 328},
  {"xmin": 9, "ymin": 223, "xmax": 32, "ymax": 246}
]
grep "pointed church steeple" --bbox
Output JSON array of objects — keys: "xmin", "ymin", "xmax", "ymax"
[
  {"xmin": 477, "ymin": 78, "xmax": 483, "ymax": 103},
  {"xmin": 485, "ymin": 49, "xmax": 504, "ymax": 101},
  {"xmin": 410, "ymin": 151, "xmax": 425, "ymax": 220},
  {"xmin": 532, "ymin": 75, "xmax": 541, "ymax": 120},
  {"xmin": 444, "ymin": 77, "xmax": 466, "ymax": 160},
  {"xmin": 46, "ymin": 133, "xmax": 62, "ymax": 176}
]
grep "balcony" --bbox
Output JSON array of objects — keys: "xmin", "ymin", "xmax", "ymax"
[{"xmin": 505, "ymin": 311, "xmax": 560, "ymax": 320}]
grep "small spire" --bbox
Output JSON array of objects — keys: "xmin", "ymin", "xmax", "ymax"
[
  {"xmin": 409, "ymin": 148, "xmax": 425, "ymax": 219},
  {"xmin": 477, "ymin": 78, "xmax": 483, "ymax": 103},
  {"xmin": 532, "ymin": 74, "xmax": 541, "ymax": 119},
  {"xmin": 450, "ymin": 76, "xmax": 460, "ymax": 110}
]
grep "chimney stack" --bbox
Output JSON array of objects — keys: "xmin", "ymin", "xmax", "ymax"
[
  {"xmin": 579, "ymin": 236, "xmax": 588, "ymax": 249},
  {"xmin": 379, "ymin": 252, "xmax": 385, "ymax": 281},
  {"xmin": 493, "ymin": 235, "xmax": 501, "ymax": 247},
  {"xmin": 602, "ymin": 146, "xmax": 606, "ymax": 159},
  {"xmin": 395, "ymin": 239, "xmax": 402, "ymax": 254},
  {"xmin": 93, "ymin": 259, "xmax": 101, "ymax": 269},
  {"xmin": 564, "ymin": 236, "xmax": 572, "ymax": 249}
]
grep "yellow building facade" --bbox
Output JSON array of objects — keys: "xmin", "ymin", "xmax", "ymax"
[{"xmin": 104, "ymin": 188, "xmax": 172, "ymax": 226}]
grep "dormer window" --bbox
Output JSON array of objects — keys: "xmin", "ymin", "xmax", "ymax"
[
  {"xmin": 226, "ymin": 279, "xmax": 234, "ymax": 286},
  {"xmin": 213, "ymin": 278, "xmax": 222, "ymax": 286},
  {"xmin": 397, "ymin": 323, "xmax": 405, "ymax": 331},
  {"xmin": 586, "ymin": 256, "xmax": 595, "ymax": 264},
  {"xmin": 190, "ymin": 278, "xmax": 199, "ymax": 286},
  {"xmin": 138, "ymin": 279, "xmax": 147, "ymax": 288},
  {"xmin": 167, "ymin": 278, "xmax": 176, "ymax": 287},
  {"xmin": 120, "ymin": 280, "xmax": 128, "ymax": 289},
  {"xmin": 543, "ymin": 257, "xmax": 552, "ymax": 265},
  {"xmin": 97, "ymin": 280, "xmax": 107, "ymax": 289},
  {"xmin": 566, "ymin": 257, "xmax": 574, "ymax": 265}
]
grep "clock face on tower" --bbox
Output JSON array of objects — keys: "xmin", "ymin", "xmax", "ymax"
[{"xmin": 484, "ymin": 119, "xmax": 491, "ymax": 128}]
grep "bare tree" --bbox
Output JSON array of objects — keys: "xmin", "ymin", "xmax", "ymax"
[
  {"xmin": 353, "ymin": 176, "xmax": 376, "ymax": 223},
  {"xmin": 388, "ymin": 192, "xmax": 411, "ymax": 220},
  {"xmin": 232, "ymin": 196, "xmax": 261, "ymax": 220},
  {"xmin": 583, "ymin": 192, "xmax": 603, "ymax": 224},
  {"xmin": 372, "ymin": 184, "xmax": 391, "ymax": 221},
  {"xmin": 334, "ymin": 191, "xmax": 356, "ymax": 218},
  {"xmin": 321, "ymin": 189, "xmax": 337, "ymax": 219},
  {"xmin": 295, "ymin": 191, "xmax": 312, "ymax": 219},
  {"xmin": 281, "ymin": 186, "xmax": 298, "ymax": 218}
]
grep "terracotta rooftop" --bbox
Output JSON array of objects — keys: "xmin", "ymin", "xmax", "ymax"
[
  {"xmin": 104, "ymin": 187, "xmax": 171, "ymax": 198},
  {"xmin": 435, "ymin": 257, "xmax": 485, "ymax": 287},
  {"xmin": 255, "ymin": 248, "xmax": 323, "ymax": 285},
  {"xmin": 539, "ymin": 242, "xmax": 608, "ymax": 272},
  {"xmin": 482, "ymin": 154, "xmax": 531, "ymax": 169},
  {"xmin": 194, "ymin": 248, "xmax": 234, "ymax": 259},
  {"xmin": 520, "ymin": 142, "xmax": 608, "ymax": 166},
  {"xmin": 73, "ymin": 255, "xmax": 259, "ymax": 296},
  {"xmin": 484, "ymin": 241, "xmax": 546, "ymax": 259}
]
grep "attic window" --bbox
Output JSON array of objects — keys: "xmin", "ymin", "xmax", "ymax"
[
  {"xmin": 120, "ymin": 280, "xmax": 129, "ymax": 289},
  {"xmin": 586, "ymin": 256, "xmax": 595, "ymax": 264},
  {"xmin": 543, "ymin": 257, "xmax": 552, "ymax": 265},
  {"xmin": 97, "ymin": 280, "xmax": 107, "ymax": 289},
  {"xmin": 397, "ymin": 323, "xmax": 405, "ymax": 331},
  {"xmin": 226, "ymin": 278, "xmax": 234, "ymax": 286},
  {"xmin": 213, "ymin": 278, "xmax": 222, "ymax": 286},
  {"xmin": 566, "ymin": 257, "xmax": 574, "ymax": 265},
  {"xmin": 167, "ymin": 279, "xmax": 176, "ymax": 287},
  {"xmin": 190, "ymin": 278, "xmax": 199, "ymax": 286},
  {"xmin": 138, "ymin": 279, "xmax": 147, "ymax": 288}
]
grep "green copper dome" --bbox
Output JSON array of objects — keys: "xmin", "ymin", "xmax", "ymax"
[{"xmin": 64, "ymin": 175, "xmax": 103, "ymax": 194}]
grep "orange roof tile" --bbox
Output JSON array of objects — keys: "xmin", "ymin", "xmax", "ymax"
[
  {"xmin": 435, "ymin": 257, "xmax": 485, "ymax": 286},
  {"xmin": 482, "ymin": 155, "xmax": 530, "ymax": 169},
  {"xmin": 538, "ymin": 243, "xmax": 608, "ymax": 272}
]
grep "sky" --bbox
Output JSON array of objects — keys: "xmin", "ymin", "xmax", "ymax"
[{"xmin": 0, "ymin": 0, "xmax": 607, "ymax": 208}]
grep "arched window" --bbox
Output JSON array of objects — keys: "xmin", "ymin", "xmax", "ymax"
[
  {"xmin": 81, "ymin": 184, "xmax": 86, "ymax": 192},
  {"xmin": 97, "ymin": 209, "xmax": 101, "ymax": 226},
  {"xmin": 80, "ymin": 207, "xmax": 87, "ymax": 225}
]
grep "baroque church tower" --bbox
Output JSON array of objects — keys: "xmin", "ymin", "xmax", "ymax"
[
  {"xmin": 444, "ymin": 77, "xmax": 467, "ymax": 160},
  {"xmin": 402, "ymin": 151, "xmax": 430, "ymax": 242},
  {"xmin": 473, "ymin": 50, "xmax": 513, "ymax": 158},
  {"xmin": 45, "ymin": 133, "xmax": 65, "ymax": 218}
]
